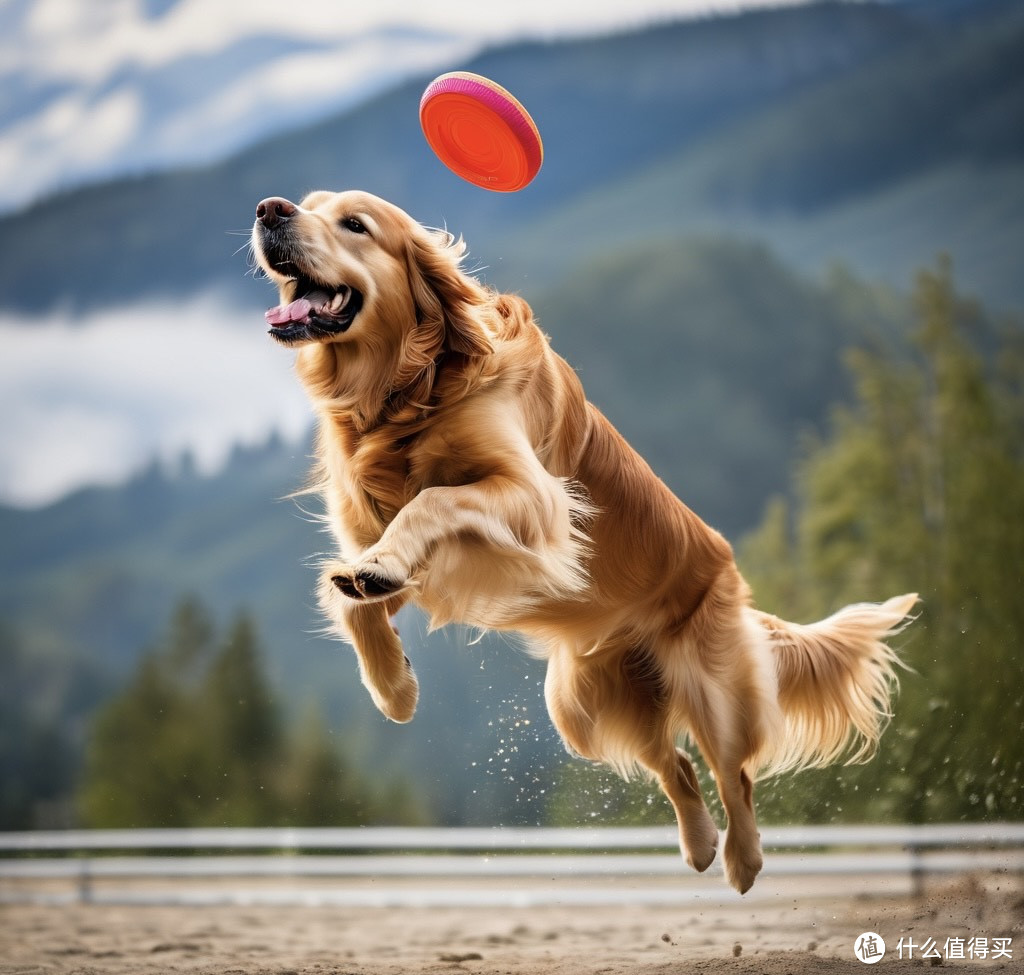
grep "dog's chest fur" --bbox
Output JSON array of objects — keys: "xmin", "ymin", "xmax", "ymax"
[
  {"xmin": 322, "ymin": 415, "xmax": 407, "ymax": 545},
  {"xmin": 323, "ymin": 411, "xmax": 462, "ymax": 553}
]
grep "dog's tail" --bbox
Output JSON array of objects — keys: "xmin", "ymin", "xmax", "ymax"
[{"xmin": 748, "ymin": 593, "xmax": 919, "ymax": 776}]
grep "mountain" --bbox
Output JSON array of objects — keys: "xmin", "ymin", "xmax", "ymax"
[
  {"xmin": 0, "ymin": 1, "xmax": 927, "ymax": 314},
  {"xmin": 1, "ymin": 1, "xmax": 1021, "ymax": 315},
  {"xmin": 496, "ymin": 0, "xmax": 1024, "ymax": 308}
]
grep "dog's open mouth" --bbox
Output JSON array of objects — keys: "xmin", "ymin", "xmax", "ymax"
[{"xmin": 264, "ymin": 276, "xmax": 364, "ymax": 344}]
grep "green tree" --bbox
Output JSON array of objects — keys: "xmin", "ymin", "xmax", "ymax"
[
  {"xmin": 0, "ymin": 624, "xmax": 76, "ymax": 828},
  {"xmin": 81, "ymin": 599, "xmax": 229, "ymax": 826},
  {"xmin": 199, "ymin": 613, "xmax": 285, "ymax": 825},
  {"xmin": 740, "ymin": 259, "xmax": 1024, "ymax": 822},
  {"xmin": 80, "ymin": 597, "xmax": 422, "ymax": 826},
  {"xmin": 549, "ymin": 261, "xmax": 1023, "ymax": 828}
]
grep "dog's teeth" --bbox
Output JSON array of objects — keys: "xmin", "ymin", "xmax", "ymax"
[{"xmin": 330, "ymin": 289, "xmax": 350, "ymax": 313}]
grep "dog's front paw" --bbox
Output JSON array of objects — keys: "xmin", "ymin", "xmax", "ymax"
[
  {"xmin": 368, "ymin": 656, "xmax": 419, "ymax": 724},
  {"xmin": 331, "ymin": 555, "xmax": 407, "ymax": 602}
]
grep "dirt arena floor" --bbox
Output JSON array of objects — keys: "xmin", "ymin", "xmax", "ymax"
[{"xmin": 2, "ymin": 872, "xmax": 1021, "ymax": 974}]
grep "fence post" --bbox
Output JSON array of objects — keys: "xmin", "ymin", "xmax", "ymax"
[
  {"xmin": 77, "ymin": 858, "xmax": 93, "ymax": 904},
  {"xmin": 909, "ymin": 841, "xmax": 924, "ymax": 898}
]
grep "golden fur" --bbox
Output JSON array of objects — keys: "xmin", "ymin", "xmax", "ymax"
[{"xmin": 252, "ymin": 189, "xmax": 917, "ymax": 893}]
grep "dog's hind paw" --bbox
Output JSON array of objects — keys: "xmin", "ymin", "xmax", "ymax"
[
  {"xmin": 682, "ymin": 814, "xmax": 719, "ymax": 874},
  {"xmin": 723, "ymin": 831, "xmax": 763, "ymax": 895}
]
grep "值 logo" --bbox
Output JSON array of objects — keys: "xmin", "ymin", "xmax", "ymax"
[{"xmin": 855, "ymin": 932, "xmax": 886, "ymax": 964}]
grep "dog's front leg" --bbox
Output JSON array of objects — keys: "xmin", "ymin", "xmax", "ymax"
[
  {"xmin": 329, "ymin": 476, "xmax": 579, "ymax": 606},
  {"xmin": 318, "ymin": 578, "xmax": 418, "ymax": 722}
]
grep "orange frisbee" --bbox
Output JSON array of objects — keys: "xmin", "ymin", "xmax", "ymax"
[{"xmin": 420, "ymin": 71, "xmax": 543, "ymax": 192}]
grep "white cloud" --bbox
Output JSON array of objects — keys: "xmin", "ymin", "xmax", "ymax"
[
  {"xmin": 0, "ymin": 295, "xmax": 312, "ymax": 507},
  {"xmin": 75, "ymin": 87, "xmax": 143, "ymax": 165}
]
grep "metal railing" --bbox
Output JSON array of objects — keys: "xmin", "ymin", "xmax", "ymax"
[{"xmin": 2, "ymin": 823, "xmax": 1022, "ymax": 907}]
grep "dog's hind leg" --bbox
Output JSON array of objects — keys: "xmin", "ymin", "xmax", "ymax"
[
  {"xmin": 599, "ymin": 740, "xmax": 722, "ymax": 874},
  {"xmin": 714, "ymin": 758, "xmax": 762, "ymax": 894},
  {"xmin": 319, "ymin": 570, "xmax": 418, "ymax": 723},
  {"xmin": 683, "ymin": 667, "xmax": 771, "ymax": 894},
  {"xmin": 544, "ymin": 644, "xmax": 718, "ymax": 873},
  {"xmin": 641, "ymin": 747, "xmax": 719, "ymax": 873}
]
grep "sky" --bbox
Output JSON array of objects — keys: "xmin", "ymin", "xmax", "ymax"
[{"xmin": 0, "ymin": 0, "xmax": 815, "ymax": 507}]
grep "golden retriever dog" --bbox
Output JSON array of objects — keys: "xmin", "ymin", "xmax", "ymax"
[{"xmin": 251, "ymin": 189, "xmax": 916, "ymax": 893}]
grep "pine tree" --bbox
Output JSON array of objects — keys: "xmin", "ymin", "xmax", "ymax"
[
  {"xmin": 79, "ymin": 597, "xmax": 420, "ymax": 826},
  {"xmin": 740, "ymin": 259, "xmax": 1024, "ymax": 822},
  {"xmin": 80, "ymin": 651, "xmax": 192, "ymax": 826},
  {"xmin": 200, "ymin": 613, "xmax": 285, "ymax": 825},
  {"xmin": 0, "ymin": 624, "xmax": 76, "ymax": 828}
]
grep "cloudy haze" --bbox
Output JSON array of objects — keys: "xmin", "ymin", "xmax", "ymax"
[{"xmin": 0, "ymin": 297, "xmax": 312, "ymax": 506}]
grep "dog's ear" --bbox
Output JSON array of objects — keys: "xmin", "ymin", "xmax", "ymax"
[{"xmin": 405, "ymin": 228, "xmax": 493, "ymax": 358}]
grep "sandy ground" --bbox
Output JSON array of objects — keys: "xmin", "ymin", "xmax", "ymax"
[{"xmin": 2, "ymin": 873, "xmax": 1022, "ymax": 974}]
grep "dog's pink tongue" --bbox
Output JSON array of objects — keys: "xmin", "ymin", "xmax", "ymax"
[{"xmin": 265, "ymin": 297, "xmax": 312, "ymax": 326}]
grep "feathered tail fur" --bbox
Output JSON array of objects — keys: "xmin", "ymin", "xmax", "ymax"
[{"xmin": 749, "ymin": 593, "xmax": 919, "ymax": 776}]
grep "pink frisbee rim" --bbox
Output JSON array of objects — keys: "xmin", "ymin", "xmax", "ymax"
[{"xmin": 420, "ymin": 71, "xmax": 543, "ymax": 192}]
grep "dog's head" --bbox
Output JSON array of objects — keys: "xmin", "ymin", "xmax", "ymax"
[{"xmin": 252, "ymin": 189, "xmax": 492, "ymax": 363}]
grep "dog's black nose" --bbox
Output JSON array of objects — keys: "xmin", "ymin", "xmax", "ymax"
[{"xmin": 256, "ymin": 197, "xmax": 296, "ymax": 228}]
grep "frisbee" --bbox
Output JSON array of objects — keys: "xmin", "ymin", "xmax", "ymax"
[{"xmin": 420, "ymin": 71, "xmax": 543, "ymax": 192}]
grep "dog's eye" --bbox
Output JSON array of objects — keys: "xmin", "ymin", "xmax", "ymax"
[{"xmin": 341, "ymin": 216, "xmax": 368, "ymax": 235}]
